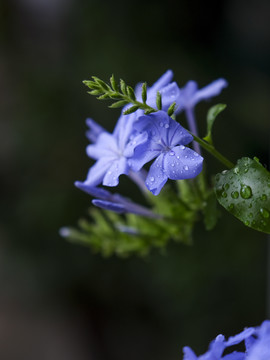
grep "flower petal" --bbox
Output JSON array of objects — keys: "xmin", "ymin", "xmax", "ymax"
[
  {"xmin": 85, "ymin": 118, "xmax": 107, "ymax": 143},
  {"xmin": 182, "ymin": 346, "xmax": 198, "ymax": 360},
  {"xmin": 128, "ymin": 140, "xmax": 161, "ymax": 172},
  {"xmin": 87, "ymin": 133, "xmax": 119, "ymax": 160},
  {"xmin": 192, "ymin": 78, "xmax": 228, "ymax": 106},
  {"xmin": 74, "ymin": 181, "xmax": 111, "ymax": 199},
  {"xmin": 84, "ymin": 157, "xmax": 113, "ymax": 187},
  {"xmin": 92, "ymin": 199, "xmax": 125, "ymax": 213},
  {"xmin": 145, "ymin": 155, "xmax": 168, "ymax": 195},
  {"xmin": 103, "ymin": 157, "xmax": 129, "ymax": 187},
  {"xmin": 226, "ymin": 327, "xmax": 256, "ymax": 346},
  {"xmin": 163, "ymin": 146, "xmax": 203, "ymax": 180},
  {"xmin": 149, "ymin": 69, "xmax": 174, "ymax": 93}
]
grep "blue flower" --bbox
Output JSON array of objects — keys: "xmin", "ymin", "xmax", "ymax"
[
  {"xmin": 182, "ymin": 320, "xmax": 270, "ymax": 360},
  {"xmin": 78, "ymin": 71, "xmax": 181, "ymax": 190},
  {"xmin": 75, "ymin": 181, "xmax": 160, "ymax": 218},
  {"xmin": 130, "ymin": 111, "xmax": 203, "ymax": 195}
]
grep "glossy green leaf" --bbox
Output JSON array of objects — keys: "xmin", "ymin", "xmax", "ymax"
[
  {"xmin": 214, "ymin": 157, "xmax": 270, "ymax": 234},
  {"xmin": 204, "ymin": 104, "xmax": 226, "ymax": 144}
]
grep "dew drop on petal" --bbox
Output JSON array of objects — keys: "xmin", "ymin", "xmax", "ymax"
[
  {"xmin": 164, "ymin": 123, "xmax": 169, "ymax": 129},
  {"xmin": 159, "ymin": 122, "xmax": 163, "ymax": 127},
  {"xmin": 150, "ymin": 177, "xmax": 155, "ymax": 182},
  {"xmin": 180, "ymin": 145, "xmax": 185, "ymax": 150},
  {"xmin": 171, "ymin": 163, "xmax": 175, "ymax": 167},
  {"xmin": 176, "ymin": 156, "xmax": 180, "ymax": 159},
  {"xmin": 169, "ymin": 151, "xmax": 175, "ymax": 156},
  {"xmin": 184, "ymin": 165, "xmax": 189, "ymax": 171}
]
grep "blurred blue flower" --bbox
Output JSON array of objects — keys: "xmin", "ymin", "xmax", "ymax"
[
  {"xmin": 75, "ymin": 181, "xmax": 159, "ymax": 218},
  {"xmin": 130, "ymin": 111, "xmax": 203, "ymax": 195},
  {"xmin": 182, "ymin": 320, "xmax": 270, "ymax": 360}
]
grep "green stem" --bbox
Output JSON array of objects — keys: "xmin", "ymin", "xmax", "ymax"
[{"xmin": 191, "ymin": 133, "xmax": 234, "ymax": 169}]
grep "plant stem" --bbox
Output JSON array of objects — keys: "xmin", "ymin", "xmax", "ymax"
[{"xmin": 191, "ymin": 133, "xmax": 234, "ymax": 169}]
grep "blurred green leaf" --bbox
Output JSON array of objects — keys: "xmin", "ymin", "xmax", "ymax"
[{"xmin": 204, "ymin": 104, "xmax": 226, "ymax": 144}]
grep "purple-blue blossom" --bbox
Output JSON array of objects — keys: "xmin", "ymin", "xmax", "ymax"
[
  {"xmin": 182, "ymin": 320, "xmax": 270, "ymax": 360},
  {"xmin": 75, "ymin": 181, "xmax": 159, "ymax": 218},
  {"xmin": 129, "ymin": 111, "xmax": 203, "ymax": 195}
]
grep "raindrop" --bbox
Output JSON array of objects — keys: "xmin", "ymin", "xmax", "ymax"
[
  {"xmin": 228, "ymin": 204, "xmax": 234, "ymax": 210},
  {"xmin": 159, "ymin": 122, "xmax": 163, "ymax": 127},
  {"xmin": 244, "ymin": 168, "xmax": 249, "ymax": 173},
  {"xmin": 221, "ymin": 191, "xmax": 227, "ymax": 198},
  {"xmin": 248, "ymin": 203, "xmax": 253, "ymax": 208},
  {"xmin": 261, "ymin": 194, "xmax": 267, "ymax": 201},
  {"xmin": 194, "ymin": 153, "xmax": 199, "ymax": 157},
  {"xmin": 150, "ymin": 177, "xmax": 155, "ymax": 182},
  {"xmin": 180, "ymin": 145, "xmax": 185, "ymax": 150},
  {"xmin": 164, "ymin": 123, "xmax": 169, "ymax": 129},
  {"xmin": 184, "ymin": 165, "xmax": 189, "ymax": 171},
  {"xmin": 222, "ymin": 170, "xmax": 227, "ymax": 175},
  {"xmin": 108, "ymin": 171, "xmax": 112, "ymax": 175},
  {"xmin": 233, "ymin": 167, "xmax": 240, "ymax": 174},
  {"xmin": 240, "ymin": 185, "xmax": 252, "ymax": 199},
  {"xmin": 260, "ymin": 208, "xmax": 270, "ymax": 218},
  {"xmin": 248, "ymin": 213, "xmax": 253, "ymax": 218},
  {"xmin": 171, "ymin": 163, "xmax": 175, "ymax": 167},
  {"xmin": 231, "ymin": 191, "xmax": 239, "ymax": 199},
  {"xmin": 169, "ymin": 151, "xmax": 175, "ymax": 156},
  {"xmin": 244, "ymin": 220, "xmax": 250, "ymax": 226},
  {"xmin": 224, "ymin": 183, "xmax": 230, "ymax": 190},
  {"xmin": 176, "ymin": 156, "xmax": 180, "ymax": 159}
]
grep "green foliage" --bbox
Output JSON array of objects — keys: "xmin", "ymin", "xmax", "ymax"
[
  {"xmin": 204, "ymin": 104, "xmax": 227, "ymax": 145},
  {"xmin": 64, "ymin": 176, "xmax": 215, "ymax": 257},
  {"xmin": 214, "ymin": 157, "xmax": 270, "ymax": 234},
  {"xmin": 83, "ymin": 75, "xmax": 177, "ymax": 116}
]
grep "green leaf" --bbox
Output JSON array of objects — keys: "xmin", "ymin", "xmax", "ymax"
[
  {"xmin": 127, "ymin": 86, "xmax": 136, "ymax": 101},
  {"xmin": 167, "ymin": 102, "xmax": 176, "ymax": 116},
  {"xmin": 214, "ymin": 157, "xmax": 270, "ymax": 234},
  {"xmin": 141, "ymin": 83, "xmax": 147, "ymax": 103},
  {"xmin": 156, "ymin": 91, "xmax": 162, "ymax": 110},
  {"xmin": 123, "ymin": 105, "xmax": 139, "ymax": 115},
  {"xmin": 144, "ymin": 108, "xmax": 156, "ymax": 115},
  {"xmin": 82, "ymin": 80, "xmax": 100, "ymax": 90},
  {"xmin": 92, "ymin": 76, "xmax": 111, "ymax": 91},
  {"xmin": 204, "ymin": 104, "xmax": 226, "ymax": 144},
  {"xmin": 120, "ymin": 79, "xmax": 127, "ymax": 95},
  {"xmin": 109, "ymin": 100, "xmax": 129, "ymax": 108},
  {"xmin": 110, "ymin": 74, "xmax": 118, "ymax": 92}
]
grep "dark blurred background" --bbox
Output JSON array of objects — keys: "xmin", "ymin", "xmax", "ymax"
[{"xmin": 0, "ymin": 0, "xmax": 270, "ymax": 359}]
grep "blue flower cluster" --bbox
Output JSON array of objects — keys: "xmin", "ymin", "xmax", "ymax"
[
  {"xmin": 76, "ymin": 70, "xmax": 227, "ymax": 212},
  {"xmin": 183, "ymin": 320, "xmax": 270, "ymax": 360}
]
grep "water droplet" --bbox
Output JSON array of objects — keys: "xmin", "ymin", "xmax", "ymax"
[
  {"xmin": 248, "ymin": 213, "xmax": 253, "ymax": 218},
  {"xmin": 248, "ymin": 203, "xmax": 253, "ymax": 208},
  {"xmin": 222, "ymin": 170, "xmax": 228, "ymax": 175},
  {"xmin": 171, "ymin": 163, "xmax": 175, "ymax": 167},
  {"xmin": 231, "ymin": 191, "xmax": 239, "ymax": 199},
  {"xmin": 176, "ymin": 156, "xmax": 180, "ymax": 159},
  {"xmin": 150, "ymin": 177, "xmax": 155, "ymax": 182},
  {"xmin": 159, "ymin": 122, "xmax": 163, "ymax": 127},
  {"xmin": 169, "ymin": 151, "xmax": 175, "ymax": 156},
  {"xmin": 233, "ymin": 167, "xmax": 240, "ymax": 174},
  {"xmin": 164, "ymin": 123, "xmax": 169, "ymax": 129},
  {"xmin": 184, "ymin": 165, "xmax": 189, "ymax": 171},
  {"xmin": 261, "ymin": 220, "xmax": 267, "ymax": 226},
  {"xmin": 252, "ymin": 220, "xmax": 256, "ymax": 226},
  {"xmin": 240, "ymin": 185, "xmax": 252, "ymax": 199},
  {"xmin": 224, "ymin": 183, "xmax": 230, "ymax": 190},
  {"xmin": 244, "ymin": 220, "xmax": 250, "ymax": 226},
  {"xmin": 108, "ymin": 171, "xmax": 112, "ymax": 175},
  {"xmin": 244, "ymin": 168, "xmax": 249, "ymax": 173},
  {"xmin": 194, "ymin": 153, "xmax": 199, "ymax": 157},
  {"xmin": 261, "ymin": 194, "xmax": 267, "ymax": 201},
  {"xmin": 221, "ymin": 191, "xmax": 227, "ymax": 198},
  {"xmin": 260, "ymin": 208, "xmax": 270, "ymax": 218},
  {"xmin": 228, "ymin": 204, "xmax": 234, "ymax": 210},
  {"xmin": 180, "ymin": 145, "xmax": 185, "ymax": 150}
]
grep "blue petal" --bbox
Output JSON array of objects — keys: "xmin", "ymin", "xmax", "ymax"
[
  {"xmin": 129, "ymin": 140, "xmax": 161, "ymax": 172},
  {"xmin": 113, "ymin": 112, "xmax": 138, "ymax": 151},
  {"xmin": 92, "ymin": 199, "xmax": 125, "ymax": 213},
  {"xmin": 226, "ymin": 327, "xmax": 255, "ymax": 346},
  {"xmin": 85, "ymin": 118, "xmax": 107, "ymax": 143},
  {"xmin": 75, "ymin": 181, "xmax": 112, "ymax": 199},
  {"xmin": 149, "ymin": 69, "xmax": 174, "ymax": 93},
  {"xmin": 176, "ymin": 81, "xmax": 198, "ymax": 109},
  {"xmin": 222, "ymin": 351, "xmax": 245, "ymax": 360},
  {"xmin": 182, "ymin": 347, "xmax": 198, "ymax": 360},
  {"xmin": 84, "ymin": 157, "xmax": 113, "ymax": 187},
  {"xmin": 192, "ymin": 78, "xmax": 228, "ymax": 106},
  {"xmin": 145, "ymin": 154, "xmax": 168, "ymax": 195},
  {"xmin": 123, "ymin": 131, "xmax": 148, "ymax": 158},
  {"xmin": 164, "ymin": 146, "xmax": 203, "ymax": 180},
  {"xmin": 87, "ymin": 133, "xmax": 119, "ymax": 160},
  {"xmin": 103, "ymin": 156, "xmax": 129, "ymax": 187}
]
